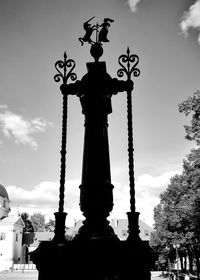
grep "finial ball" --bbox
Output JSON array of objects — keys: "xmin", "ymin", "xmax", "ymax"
[{"xmin": 90, "ymin": 43, "xmax": 103, "ymax": 62}]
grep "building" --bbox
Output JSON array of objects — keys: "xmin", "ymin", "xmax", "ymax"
[
  {"xmin": 0, "ymin": 184, "xmax": 24, "ymax": 271},
  {"xmin": 0, "ymin": 183, "xmax": 154, "ymax": 272},
  {"xmin": 66, "ymin": 218, "xmax": 153, "ymax": 241},
  {"xmin": 110, "ymin": 218, "xmax": 153, "ymax": 241},
  {"xmin": 0, "ymin": 184, "xmax": 10, "ymax": 219},
  {"xmin": 23, "ymin": 231, "xmax": 54, "ymax": 257}
]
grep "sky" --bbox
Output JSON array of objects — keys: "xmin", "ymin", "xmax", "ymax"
[{"xmin": 0, "ymin": 0, "xmax": 200, "ymax": 228}]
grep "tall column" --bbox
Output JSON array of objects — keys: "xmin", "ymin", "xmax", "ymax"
[{"xmin": 76, "ymin": 57, "xmax": 117, "ymax": 239}]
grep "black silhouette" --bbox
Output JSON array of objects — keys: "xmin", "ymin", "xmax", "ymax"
[
  {"xmin": 79, "ymin": 17, "xmax": 114, "ymax": 46},
  {"xmin": 98, "ymin": 18, "xmax": 114, "ymax": 43},
  {"xmin": 79, "ymin": 16, "xmax": 96, "ymax": 45},
  {"xmin": 29, "ymin": 20, "xmax": 156, "ymax": 280}
]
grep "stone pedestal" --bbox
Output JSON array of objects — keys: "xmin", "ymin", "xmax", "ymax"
[{"xmin": 30, "ymin": 239, "xmax": 155, "ymax": 280}]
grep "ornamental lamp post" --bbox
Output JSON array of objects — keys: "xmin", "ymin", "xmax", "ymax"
[
  {"xmin": 53, "ymin": 52, "xmax": 77, "ymax": 243},
  {"xmin": 117, "ymin": 47, "xmax": 141, "ymax": 242},
  {"xmin": 166, "ymin": 245, "xmax": 172, "ymax": 277},
  {"xmin": 53, "ymin": 17, "xmax": 140, "ymax": 241}
]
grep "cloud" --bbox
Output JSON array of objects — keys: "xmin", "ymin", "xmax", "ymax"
[
  {"xmin": 180, "ymin": 0, "xmax": 200, "ymax": 44},
  {"xmin": 8, "ymin": 180, "xmax": 83, "ymax": 226},
  {"xmin": 7, "ymin": 170, "xmax": 179, "ymax": 228},
  {"xmin": 0, "ymin": 104, "xmax": 8, "ymax": 109},
  {"xmin": 111, "ymin": 170, "xmax": 180, "ymax": 226},
  {"xmin": 126, "ymin": 0, "xmax": 141, "ymax": 13},
  {"xmin": 0, "ymin": 110, "xmax": 52, "ymax": 149},
  {"xmin": 136, "ymin": 170, "xmax": 180, "ymax": 189}
]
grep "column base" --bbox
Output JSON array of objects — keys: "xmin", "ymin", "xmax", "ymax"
[
  {"xmin": 30, "ymin": 239, "xmax": 155, "ymax": 280},
  {"xmin": 53, "ymin": 212, "xmax": 67, "ymax": 243},
  {"xmin": 126, "ymin": 211, "xmax": 141, "ymax": 242}
]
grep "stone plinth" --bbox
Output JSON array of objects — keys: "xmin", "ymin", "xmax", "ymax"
[{"xmin": 30, "ymin": 239, "xmax": 155, "ymax": 280}]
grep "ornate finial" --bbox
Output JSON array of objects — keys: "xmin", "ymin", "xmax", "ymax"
[
  {"xmin": 117, "ymin": 47, "xmax": 140, "ymax": 80},
  {"xmin": 78, "ymin": 17, "xmax": 114, "ymax": 62},
  {"xmin": 97, "ymin": 18, "xmax": 114, "ymax": 43},
  {"xmin": 79, "ymin": 16, "xmax": 96, "ymax": 46},
  {"xmin": 78, "ymin": 17, "xmax": 114, "ymax": 46},
  {"xmin": 54, "ymin": 52, "xmax": 77, "ymax": 85}
]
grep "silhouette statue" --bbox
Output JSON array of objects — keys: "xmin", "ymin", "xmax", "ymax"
[
  {"xmin": 79, "ymin": 16, "xmax": 96, "ymax": 45},
  {"xmin": 79, "ymin": 17, "xmax": 114, "ymax": 46},
  {"xmin": 98, "ymin": 18, "xmax": 114, "ymax": 43}
]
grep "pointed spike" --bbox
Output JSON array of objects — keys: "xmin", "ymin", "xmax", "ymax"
[
  {"xmin": 127, "ymin": 47, "xmax": 130, "ymax": 55},
  {"xmin": 86, "ymin": 16, "xmax": 95, "ymax": 23},
  {"xmin": 64, "ymin": 51, "xmax": 67, "ymax": 60}
]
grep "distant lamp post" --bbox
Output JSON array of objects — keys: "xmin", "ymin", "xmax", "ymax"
[
  {"xmin": 166, "ymin": 246, "xmax": 171, "ymax": 276},
  {"xmin": 194, "ymin": 239, "xmax": 200, "ymax": 280},
  {"xmin": 173, "ymin": 243, "xmax": 180, "ymax": 280}
]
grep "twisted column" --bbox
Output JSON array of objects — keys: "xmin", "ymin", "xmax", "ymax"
[
  {"xmin": 53, "ymin": 52, "xmax": 77, "ymax": 242},
  {"xmin": 127, "ymin": 89, "xmax": 135, "ymax": 213},
  {"xmin": 117, "ymin": 47, "xmax": 140, "ymax": 241},
  {"xmin": 58, "ymin": 92, "xmax": 68, "ymax": 213}
]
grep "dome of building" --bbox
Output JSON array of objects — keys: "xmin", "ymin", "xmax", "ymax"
[
  {"xmin": 0, "ymin": 184, "xmax": 9, "ymax": 200},
  {"xmin": 0, "ymin": 184, "xmax": 10, "ymax": 220}
]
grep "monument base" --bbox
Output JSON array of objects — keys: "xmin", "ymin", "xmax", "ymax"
[{"xmin": 30, "ymin": 238, "xmax": 156, "ymax": 280}]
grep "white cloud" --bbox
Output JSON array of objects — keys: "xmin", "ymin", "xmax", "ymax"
[
  {"xmin": 7, "ymin": 182, "xmax": 59, "ymax": 206},
  {"xmin": 0, "ymin": 104, "xmax": 8, "ymax": 109},
  {"xmin": 135, "ymin": 170, "xmax": 180, "ymax": 226},
  {"xmin": 111, "ymin": 170, "xmax": 180, "ymax": 227},
  {"xmin": 8, "ymin": 180, "xmax": 83, "ymax": 226},
  {"xmin": 127, "ymin": 0, "xmax": 141, "ymax": 13},
  {"xmin": 0, "ymin": 110, "xmax": 52, "ymax": 149},
  {"xmin": 136, "ymin": 170, "xmax": 180, "ymax": 189},
  {"xmin": 8, "ymin": 180, "xmax": 80, "ymax": 207},
  {"xmin": 180, "ymin": 0, "xmax": 200, "ymax": 44},
  {"xmin": 7, "ymin": 170, "xmax": 179, "ymax": 228}
]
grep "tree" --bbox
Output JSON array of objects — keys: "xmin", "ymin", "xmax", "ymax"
[
  {"xmin": 21, "ymin": 212, "xmax": 34, "ymax": 232},
  {"xmin": 151, "ymin": 92, "xmax": 200, "ymax": 274},
  {"xmin": 30, "ymin": 212, "xmax": 46, "ymax": 232},
  {"xmin": 45, "ymin": 219, "xmax": 55, "ymax": 232},
  {"xmin": 178, "ymin": 90, "xmax": 200, "ymax": 145},
  {"xmin": 151, "ymin": 148, "xmax": 200, "ymax": 273}
]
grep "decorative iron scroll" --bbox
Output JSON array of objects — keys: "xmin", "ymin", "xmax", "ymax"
[
  {"xmin": 117, "ymin": 47, "xmax": 140, "ymax": 81},
  {"xmin": 54, "ymin": 51, "xmax": 77, "ymax": 85}
]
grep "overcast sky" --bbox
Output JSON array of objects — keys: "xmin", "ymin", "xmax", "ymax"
[{"xmin": 0, "ymin": 0, "xmax": 200, "ymax": 227}]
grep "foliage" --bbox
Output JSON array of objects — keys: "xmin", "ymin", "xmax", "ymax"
[
  {"xmin": 151, "ymin": 91, "xmax": 200, "ymax": 273},
  {"xmin": 30, "ymin": 212, "xmax": 46, "ymax": 232},
  {"xmin": 45, "ymin": 219, "xmax": 55, "ymax": 232},
  {"xmin": 178, "ymin": 90, "xmax": 200, "ymax": 145},
  {"xmin": 151, "ymin": 148, "xmax": 200, "ymax": 273},
  {"xmin": 21, "ymin": 212, "xmax": 34, "ymax": 232}
]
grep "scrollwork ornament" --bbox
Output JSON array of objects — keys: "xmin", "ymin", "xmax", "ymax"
[
  {"xmin": 54, "ymin": 52, "xmax": 77, "ymax": 85},
  {"xmin": 117, "ymin": 47, "xmax": 140, "ymax": 80}
]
